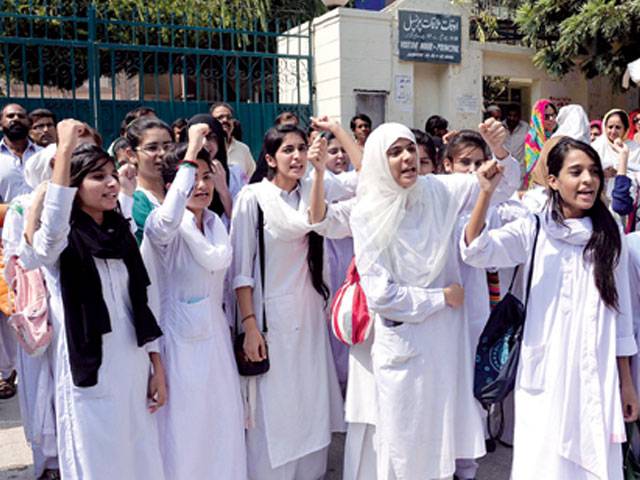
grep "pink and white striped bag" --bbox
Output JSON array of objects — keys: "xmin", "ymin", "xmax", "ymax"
[
  {"xmin": 330, "ymin": 257, "xmax": 372, "ymax": 346},
  {"xmin": 7, "ymin": 259, "xmax": 51, "ymax": 357}
]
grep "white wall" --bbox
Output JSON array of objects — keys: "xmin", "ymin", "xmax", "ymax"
[{"xmin": 296, "ymin": 1, "xmax": 639, "ymax": 131}]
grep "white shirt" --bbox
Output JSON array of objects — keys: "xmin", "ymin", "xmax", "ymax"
[
  {"xmin": 228, "ymin": 138, "xmax": 256, "ymax": 179},
  {"xmin": 0, "ymin": 138, "xmax": 41, "ymax": 202},
  {"xmin": 503, "ymin": 120, "xmax": 528, "ymax": 164},
  {"xmin": 461, "ymin": 212, "xmax": 636, "ymax": 479}
]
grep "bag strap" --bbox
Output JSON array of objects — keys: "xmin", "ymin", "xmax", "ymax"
[
  {"xmin": 233, "ymin": 203, "xmax": 268, "ymax": 335},
  {"xmin": 523, "ymin": 214, "xmax": 541, "ymax": 312},
  {"xmin": 506, "ymin": 265, "xmax": 519, "ymax": 293},
  {"xmin": 257, "ymin": 205, "xmax": 268, "ymax": 333}
]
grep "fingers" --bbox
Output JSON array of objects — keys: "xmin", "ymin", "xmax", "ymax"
[{"xmin": 442, "ymin": 130, "xmax": 459, "ymax": 145}]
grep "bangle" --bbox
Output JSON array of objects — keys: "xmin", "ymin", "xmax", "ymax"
[
  {"xmin": 178, "ymin": 159, "xmax": 198, "ymax": 169},
  {"xmin": 241, "ymin": 313, "xmax": 256, "ymax": 324}
]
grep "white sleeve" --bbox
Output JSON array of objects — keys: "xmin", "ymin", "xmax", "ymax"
[
  {"xmin": 27, "ymin": 183, "xmax": 76, "ymax": 267},
  {"xmin": 143, "ymin": 166, "xmax": 195, "ymax": 247},
  {"xmin": 312, "ymin": 197, "xmax": 354, "ymax": 240},
  {"xmin": 118, "ymin": 191, "xmax": 137, "ymax": 236},
  {"xmin": 230, "ymin": 188, "xmax": 258, "ymax": 290},
  {"xmin": 359, "ymin": 262, "xmax": 446, "ymax": 324},
  {"xmin": 434, "ymin": 153, "xmax": 523, "ymax": 216},
  {"xmin": 460, "ymin": 214, "xmax": 535, "ymax": 269},
  {"xmin": 616, "ymin": 237, "xmax": 638, "ymax": 356}
]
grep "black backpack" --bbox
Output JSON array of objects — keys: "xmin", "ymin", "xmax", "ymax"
[{"xmin": 473, "ymin": 215, "xmax": 540, "ymax": 409}]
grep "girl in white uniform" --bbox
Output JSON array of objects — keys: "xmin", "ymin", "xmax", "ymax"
[
  {"xmin": 2, "ymin": 129, "xmax": 105, "ymax": 479},
  {"xmin": 142, "ymin": 124, "xmax": 246, "ymax": 479},
  {"xmin": 344, "ymin": 122, "xmax": 520, "ymax": 480},
  {"xmin": 230, "ymin": 124, "xmax": 346, "ymax": 480},
  {"xmin": 462, "ymin": 136, "xmax": 639, "ymax": 479},
  {"xmin": 22, "ymin": 120, "xmax": 167, "ymax": 480},
  {"xmin": 126, "ymin": 116, "xmax": 174, "ymax": 244}
]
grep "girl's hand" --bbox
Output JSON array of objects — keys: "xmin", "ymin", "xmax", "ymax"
[
  {"xmin": 621, "ymin": 380, "xmax": 639, "ymax": 422},
  {"xmin": 604, "ymin": 166, "xmax": 618, "ymax": 179},
  {"xmin": 442, "ymin": 130, "xmax": 459, "ymax": 145},
  {"xmin": 479, "ymin": 118, "xmax": 509, "ymax": 159},
  {"xmin": 147, "ymin": 362, "xmax": 167, "ymax": 414},
  {"xmin": 612, "ymin": 138, "xmax": 630, "ymax": 157},
  {"xmin": 444, "ymin": 283, "xmax": 464, "ymax": 308},
  {"xmin": 308, "ymin": 135, "xmax": 328, "ymax": 173},
  {"xmin": 476, "ymin": 159, "xmax": 504, "ymax": 194},
  {"xmin": 56, "ymin": 119, "xmax": 87, "ymax": 152},
  {"xmin": 211, "ymin": 160, "xmax": 229, "ymax": 192},
  {"xmin": 310, "ymin": 115, "xmax": 339, "ymax": 133},
  {"xmin": 117, "ymin": 163, "xmax": 137, "ymax": 197},
  {"xmin": 243, "ymin": 326, "xmax": 267, "ymax": 362},
  {"xmin": 187, "ymin": 123, "xmax": 210, "ymax": 154}
]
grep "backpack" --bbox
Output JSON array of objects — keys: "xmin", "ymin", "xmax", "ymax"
[
  {"xmin": 7, "ymin": 260, "xmax": 52, "ymax": 356},
  {"xmin": 330, "ymin": 257, "xmax": 372, "ymax": 346},
  {"xmin": 474, "ymin": 214, "xmax": 540, "ymax": 408}
]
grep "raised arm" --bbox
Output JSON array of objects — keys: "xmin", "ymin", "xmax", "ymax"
[
  {"xmin": 143, "ymin": 123, "xmax": 208, "ymax": 246},
  {"xmin": 307, "ymin": 134, "xmax": 328, "ymax": 224},
  {"xmin": 25, "ymin": 119, "xmax": 86, "ymax": 266},
  {"xmin": 311, "ymin": 116, "xmax": 363, "ymax": 171}
]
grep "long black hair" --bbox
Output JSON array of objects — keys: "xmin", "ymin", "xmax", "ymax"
[
  {"xmin": 546, "ymin": 137, "xmax": 621, "ymax": 310},
  {"xmin": 261, "ymin": 124, "xmax": 330, "ymax": 302}
]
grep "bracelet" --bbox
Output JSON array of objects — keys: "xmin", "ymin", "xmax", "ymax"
[
  {"xmin": 241, "ymin": 314, "xmax": 256, "ymax": 324},
  {"xmin": 178, "ymin": 159, "xmax": 198, "ymax": 169}
]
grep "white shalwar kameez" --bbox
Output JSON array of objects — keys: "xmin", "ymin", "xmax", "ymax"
[
  {"xmin": 142, "ymin": 166, "xmax": 246, "ymax": 479},
  {"xmin": 346, "ymin": 123, "xmax": 521, "ymax": 480},
  {"xmin": 461, "ymin": 210, "xmax": 636, "ymax": 480},
  {"xmin": 230, "ymin": 179, "xmax": 346, "ymax": 480},
  {"xmin": 3, "ymin": 194, "xmax": 58, "ymax": 477},
  {"xmin": 22, "ymin": 183, "xmax": 165, "ymax": 480}
]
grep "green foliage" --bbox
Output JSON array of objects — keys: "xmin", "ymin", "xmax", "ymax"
[{"xmin": 515, "ymin": 0, "xmax": 640, "ymax": 89}]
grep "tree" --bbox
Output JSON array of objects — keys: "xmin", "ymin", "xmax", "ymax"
[{"xmin": 514, "ymin": 0, "xmax": 640, "ymax": 89}]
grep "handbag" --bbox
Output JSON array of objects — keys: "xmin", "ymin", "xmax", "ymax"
[
  {"xmin": 7, "ymin": 261, "xmax": 52, "ymax": 357},
  {"xmin": 233, "ymin": 204, "xmax": 270, "ymax": 376},
  {"xmin": 330, "ymin": 257, "xmax": 372, "ymax": 346},
  {"xmin": 473, "ymin": 214, "xmax": 540, "ymax": 408}
]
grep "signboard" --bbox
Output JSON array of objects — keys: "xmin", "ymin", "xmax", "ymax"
[{"xmin": 398, "ymin": 10, "xmax": 461, "ymax": 64}]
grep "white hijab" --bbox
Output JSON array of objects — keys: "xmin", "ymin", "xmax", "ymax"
[
  {"xmin": 350, "ymin": 123, "xmax": 460, "ymax": 286},
  {"xmin": 552, "ymin": 104, "xmax": 590, "ymax": 144},
  {"xmin": 591, "ymin": 109, "xmax": 640, "ymax": 171},
  {"xmin": 24, "ymin": 143, "xmax": 55, "ymax": 189}
]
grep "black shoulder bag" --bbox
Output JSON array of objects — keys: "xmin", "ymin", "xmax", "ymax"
[
  {"xmin": 473, "ymin": 214, "xmax": 540, "ymax": 408},
  {"xmin": 234, "ymin": 205, "xmax": 270, "ymax": 376}
]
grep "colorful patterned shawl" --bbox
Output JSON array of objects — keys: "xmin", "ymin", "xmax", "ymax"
[{"xmin": 523, "ymin": 99, "xmax": 555, "ymax": 189}]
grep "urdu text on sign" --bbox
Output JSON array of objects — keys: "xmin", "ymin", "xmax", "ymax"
[{"xmin": 398, "ymin": 11, "xmax": 462, "ymax": 64}]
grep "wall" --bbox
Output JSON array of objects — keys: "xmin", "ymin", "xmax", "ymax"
[{"xmin": 297, "ymin": 0, "xmax": 639, "ymax": 131}]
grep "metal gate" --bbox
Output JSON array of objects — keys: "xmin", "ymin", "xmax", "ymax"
[{"xmin": 0, "ymin": 2, "xmax": 313, "ymax": 154}]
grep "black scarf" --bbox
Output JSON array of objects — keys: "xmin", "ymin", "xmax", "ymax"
[{"xmin": 60, "ymin": 208, "xmax": 162, "ymax": 387}]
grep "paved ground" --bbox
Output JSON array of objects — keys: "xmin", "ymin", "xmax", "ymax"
[{"xmin": 1, "ymin": 394, "xmax": 511, "ymax": 479}]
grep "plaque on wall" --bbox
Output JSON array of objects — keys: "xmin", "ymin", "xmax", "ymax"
[{"xmin": 398, "ymin": 10, "xmax": 461, "ymax": 64}]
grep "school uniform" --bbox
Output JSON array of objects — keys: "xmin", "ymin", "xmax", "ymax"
[
  {"xmin": 142, "ymin": 165, "xmax": 246, "ymax": 479},
  {"xmin": 22, "ymin": 183, "xmax": 165, "ymax": 480},
  {"xmin": 347, "ymin": 123, "xmax": 521, "ymax": 480},
  {"xmin": 230, "ymin": 179, "xmax": 346, "ymax": 480},
  {"xmin": 461, "ymin": 210, "xmax": 636, "ymax": 479}
]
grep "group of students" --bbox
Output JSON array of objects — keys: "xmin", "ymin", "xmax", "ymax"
[{"xmin": 2, "ymin": 97, "xmax": 640, "ymax": 480}]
